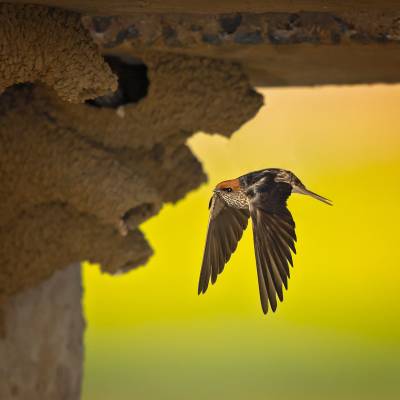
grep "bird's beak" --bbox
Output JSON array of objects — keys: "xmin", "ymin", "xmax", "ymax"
[{"xmin": 292, "ymin": 185, "xmax": 333, "ymax": 205}]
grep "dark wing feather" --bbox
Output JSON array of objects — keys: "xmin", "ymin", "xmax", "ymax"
[
  {"xmin": 198, "ymin": 194, "xmax": 250, "ymax": 294},
  {"xmin": 249, "ymin": 179, "xmax": 297, "ymax": 314}
]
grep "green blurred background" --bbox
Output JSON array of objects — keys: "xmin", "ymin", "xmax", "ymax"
[{"xmin": 82, "ymin": 85, "xmax": 400, "ymax": 400}]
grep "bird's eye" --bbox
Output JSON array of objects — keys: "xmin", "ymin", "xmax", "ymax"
[{"xmin": 223, "ymin": 188, "xmax": 233, "ymax": 193}]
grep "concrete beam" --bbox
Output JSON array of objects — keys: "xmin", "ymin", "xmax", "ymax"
[{"xmin": 0, "ymin": 264, "xmax": 84, "ymax": 400}]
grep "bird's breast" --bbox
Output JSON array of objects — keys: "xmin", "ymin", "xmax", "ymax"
[{"xmin": 232, "ymin": 191, "xmax": 249, "ymax": 209}]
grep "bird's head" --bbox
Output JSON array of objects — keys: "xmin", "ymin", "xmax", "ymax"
[
  {"xmin": 214, "ymin": 179, "xmax": 240, "ymax": 193},
  {"xmin": 213, "ymin": 178, "xmax": 246, "ymax": 207}
]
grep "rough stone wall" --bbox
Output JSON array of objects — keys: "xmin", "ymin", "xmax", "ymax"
[
  {"xmin": 0, "ymin": 51, "xmax": 262, "ymax": 301},
  {"xmin": 0, "ymin": 264, "xmax": 84, "ymax": 400},
  {"xmin": 0, "ymin": 3, "xmax": 117, "ymax": 102}
]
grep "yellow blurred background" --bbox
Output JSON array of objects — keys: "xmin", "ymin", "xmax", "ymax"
[{"xmin": 82, "ymin": 85, "xmax": 400, "ymax": 399}]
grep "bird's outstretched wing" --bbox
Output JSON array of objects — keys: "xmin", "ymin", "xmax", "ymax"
[
  {"xmin": 198, "ymin": 194, "xmax": 250, "ymax": 294},
  {"xmin": 248, "ymin": 178, "xmax": 297, "ymax": 314}
]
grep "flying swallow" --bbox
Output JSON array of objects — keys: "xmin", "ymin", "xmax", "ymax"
[{"xmin": 198, "ymin": 168, "xmax": 332, "ymax": 314}]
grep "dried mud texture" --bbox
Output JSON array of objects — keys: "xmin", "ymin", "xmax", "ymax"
[
  {"xmin": 0, "ymin": 3, "xmax": 117, "ymax": 102},
  {"xmin": 0, "ymin": 52, "xmax": 262, "ymax": 300},
  {"xmin": 0, "ymin": 264, "xmax": 84, "ymax": 400}
]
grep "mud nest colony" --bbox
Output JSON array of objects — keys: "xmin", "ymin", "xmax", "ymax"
[
  {"xmin": 0, "ymin": 4, "xmax": 262, "ymax": 394},
  {"xmin": 0, "ymin": 3, "xmax": 263, "ymax": 309}
]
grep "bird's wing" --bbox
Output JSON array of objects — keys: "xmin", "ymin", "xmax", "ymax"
[
  {"xmin": 198, "ymin": 194, "xmax": 250, "ymax": 294},
  {"xmin": 248, "ymin": 178, "xmax": 297, "ymax": 314}
]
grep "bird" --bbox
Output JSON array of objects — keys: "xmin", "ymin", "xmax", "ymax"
[{"xmin": 198, "ymin": 168, "xmax": 332, "ymax": 314}]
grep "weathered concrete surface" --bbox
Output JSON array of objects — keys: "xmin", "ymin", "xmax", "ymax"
[
  {"xmin": 0, "ymin": 52, "xmax": 262, "ymax": 301},
  {"xmin": 86, "ymin": 12, "xmax": 400, "ymax": 48},
  {"xmin": 7, "ymin": 1, "xmax": 400, "ymax": 15},
  {"xmin": 0, "ymin": 3, "xmax": 117, "ymax": 102},
  {"xmin": 84, "ymin": 11, "xmax": 400, "ymax": 86},
  {"xmin": 7, "ymin": 1, "xmax": 400, "ymax": 86},
  {"xmin": 0, "ymin": 264, "xmax": 84, "ymax": 400}
]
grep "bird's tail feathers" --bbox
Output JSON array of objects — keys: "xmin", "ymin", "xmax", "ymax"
[{"xmin": 292, "ymin": 185, "xmax": 332, "ymax": 205}]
